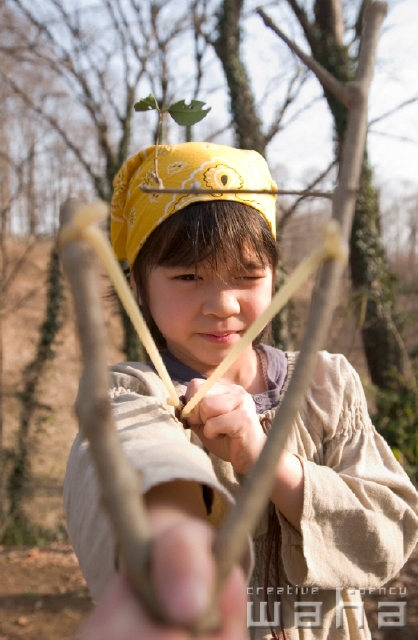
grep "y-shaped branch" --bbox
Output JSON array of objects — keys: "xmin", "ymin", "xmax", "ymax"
[{"xmin": 59, "ymin": 1, "xmax": 387, "ymax": 631}]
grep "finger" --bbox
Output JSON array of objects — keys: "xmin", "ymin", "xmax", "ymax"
[
  {"xmin": 153, "ymin": 520, "xmax": 215, "ymax": 625},
  {"xmin": 186, "ymin": 388, "xmax": 244, "ymax": 426},
  {"xmin": 76, "ymin": 574, "xmax": 185, "ymax": 640},
  {"xmin": 215, "ymin": 567, "xmax": 249, "ymax": 640},
  {"xmin": 186, "ymin": 379, "xmax": 231, "ymax": 398},
  {"xmin": 185, "ymin": 378, "xmax": 209, "ymax": 399},
  {"xmin": 185, "ymin": 380, "xmax": 233, "ymax": 425},
  {"xmin": 202, "ymin": 413, "xmax": 244, "ymax": 440}
]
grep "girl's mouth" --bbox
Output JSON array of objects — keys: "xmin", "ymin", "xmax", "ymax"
[{"xmin": 199, "ymin": 332, "xmax": 240, "ymax": 344}]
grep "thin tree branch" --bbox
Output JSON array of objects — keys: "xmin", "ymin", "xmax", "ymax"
[
  {"xmin": 0, "ymin": 71, "xmax": 102, "ymax": 192},
  {"xmin": 206, "ymin": 118, "xmax": 235, "ymax": 142},
  {"xmin": 263, "ymin": 68, "xmax": 307, "ymax": 145},
  {"xmin": 280, "ymin": 93, "xmax": 323, "ymax": 130},
  {"xmin": 283, "ymin": 0, "xmax": 313, "ymax": 43},
  {"xmin": 191, "ymin": 0, "xmax": 210, "ymax": 100},
  {"xmin": 140, "ymin": 186, "xmax": 333, "ymax": 197},
  {"xmin": 369, "ymin": 94, "xmax": 418, "ymax": 127},
  {"xmin": 0, "ymin": 147, "xmax": 36, "ymax": 221},
  {"xmin": 369, "ymin": 129, "xmax": 418, "ymax": 146},
  {"xmin": 0, "ymin": 286, "xmax": 41, "ymax": 318},
  {"xmin": 278, "ymin": 158, "xmax": 338, "ymax": 233},
  {"xmin": 354, "ymin": 0, "xmax": 373, "ymax": 41},
  {"xmin": 257, "ymin": 7, "xmax": 351, "ymax": 108},
  {"xmin": 1, "ymin": 238, "xmax": 37, "ymax": 295}
]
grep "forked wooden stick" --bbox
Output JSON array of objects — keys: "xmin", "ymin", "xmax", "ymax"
[{"xmin": 59, "ymin": 1, "xmax": 387, "ymax": 633}]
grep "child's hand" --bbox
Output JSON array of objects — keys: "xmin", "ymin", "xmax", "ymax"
[
  {"xmin": 75, "ymin": 517, "xmax": 248, "ymax": 640},
  {"xmin": 185, "ymin": 380, "xmax": 266, "ymax": 475},
  {"xmin": 184, "ymin": 383, "xmax": 304, "ymax": 531}
]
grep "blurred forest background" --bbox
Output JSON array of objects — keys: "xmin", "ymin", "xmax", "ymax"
[{"xmin": 0, "ymin": 2, "xmax": 417, "ymax": 636}]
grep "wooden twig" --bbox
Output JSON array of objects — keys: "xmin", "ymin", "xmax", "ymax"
[
  {"xmin": 152, "ymin": 110, "xmax": 164, "ymax": 188},
  {"xmin": 278, "ymin": 159, "xmax": 338, "ymax": 233},
  {"xmin": 140, "ymin": 186, "xmax": 333, "ymax": 198},
  {"xmin": 213, "ymin": 0, "xmax": 387, "ymax": 591},
  {"xmin": 59, "ymin": 200, "xmax": 218, "ymax": 632}
]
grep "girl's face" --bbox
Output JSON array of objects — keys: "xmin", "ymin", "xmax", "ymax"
[{"xmin": 145, "ymin": 254, "xmax": 273, "ymax": 377}]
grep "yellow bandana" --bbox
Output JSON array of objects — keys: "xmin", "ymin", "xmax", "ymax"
[{"xmin": 111, "ymin": 142, "xmax": 277, "ymax": 266}]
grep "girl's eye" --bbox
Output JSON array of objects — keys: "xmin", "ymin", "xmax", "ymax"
[
  {"xmin": 235, "ymin": 272, "xmax": 265, "ymax": 281},
  {"xmin": 175, "ymin": 274, "xmax": 200, "ymax": 281}
]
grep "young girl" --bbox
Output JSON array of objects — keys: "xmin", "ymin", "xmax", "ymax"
[{"xmin": 64, "ymin": 142, "xmax": 418, "ymax": 640}]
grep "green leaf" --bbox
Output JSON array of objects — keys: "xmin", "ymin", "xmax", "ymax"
[
  {"xmin": 168, "ymin": 99, "xmax": 211, "ymax": 126},
  {"xmin": 134, "ymin": 94, "xmax": 159, "ymax": 111}
]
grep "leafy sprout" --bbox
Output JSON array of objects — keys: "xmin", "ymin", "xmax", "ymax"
[{"xmin": 134, "ymin": 94, "xmax": 211, "ymax": 126}]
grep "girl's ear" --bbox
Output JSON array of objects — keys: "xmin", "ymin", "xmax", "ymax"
[{"xmin": 129, "ymin": 272, "xmax": 142, "ymax": 304}]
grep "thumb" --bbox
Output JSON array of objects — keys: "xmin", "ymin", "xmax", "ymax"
[
  {"xmin": 152, "ymin": 519, "xmax": 215, "ymax": 624},
  {"xmin": 184, "ymin": 378, "xmax": 206, "ymax": 426}
]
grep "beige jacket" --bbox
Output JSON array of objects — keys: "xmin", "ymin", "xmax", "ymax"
[{"xmin": 64, "ymin": 351, "xmax": 418, "ymax": 639}]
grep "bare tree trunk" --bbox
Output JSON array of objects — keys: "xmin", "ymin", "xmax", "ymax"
[
  {"xmin": 213, "ymin": 0, "xmax": 265, "ymax": 154},
  {"xmin": 349, "ymin": 157, "xmax": 405, "ymax": 389},
  {"xmin": 5, "ymin": 245, "xmax": 63, "ymax": 531},
  {"xmin": 0, "ymin": 207, "xmax": 5, "ymax": 526},
  {"xmin": 120, "ymin": 301, "xmax": 146, "ymax": 363},
  {"xmin": 213, "ymin": 0, "xmax": 294, "ymax": 349},
  {"xmin": 0, "ymin": 127, "xmax": 11, "ymax": 525},
  {"xmin": 27, "ymin": 140, "xmax": 37, "ymax": 236}
]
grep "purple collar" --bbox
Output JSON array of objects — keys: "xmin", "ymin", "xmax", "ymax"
[{"xmin": 152, "ymin": 344, "xmax": 287, "ymax": 414}]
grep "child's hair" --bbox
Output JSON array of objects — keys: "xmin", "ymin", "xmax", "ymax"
[{"xmin": 131, "ymin": 199, "xmax": 279, "ymax": 349}]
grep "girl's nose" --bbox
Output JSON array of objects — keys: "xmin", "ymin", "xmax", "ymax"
[{"xmin": 202, "ymin": 287, "xmax": 240, "ymax": 317}]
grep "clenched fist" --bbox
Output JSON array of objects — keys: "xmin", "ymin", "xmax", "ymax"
[{"xmin": 185, "ymin": 380, "xmax": 266, "ymax": 475}]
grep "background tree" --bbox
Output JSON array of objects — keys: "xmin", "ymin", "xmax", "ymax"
[
  {"xmin": 257, "ymin": 0, "xmax": 411, "ymax": 392},
  {"xmin": 200, "ymin": 0, "xmax": 316, "ymax": 348},
  {"xmin": 1, "ymin": 0, "xmax": 199, "ymax": 360}
]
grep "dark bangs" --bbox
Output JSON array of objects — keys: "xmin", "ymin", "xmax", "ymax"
[
  {"xmin": 135, "ymin": 200, "xmax": 278, "ymax": 271},
  {"xmin": 131, "ymin": 200, "xmax": 279, "ymax": 348}
]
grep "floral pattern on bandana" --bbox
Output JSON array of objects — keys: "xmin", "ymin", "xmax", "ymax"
[
  {"xmin": 167, "ymin": 161, "xmax": 188, "ymax": 175},
  {"xmin": 137, "ymin": 169, "xmax": 163, "ymax": 203},
  {"xmin": 202, "ymin": 164, "xmax": 243, "ymax": 193},
  {"xmin": 128, "ymin": 207, "xmax": 137, "ymax": 227}
]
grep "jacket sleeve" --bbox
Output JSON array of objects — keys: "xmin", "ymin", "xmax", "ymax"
[
  {"xmin": 278, "ymin": 351, "xmax": 418, "ymax": 590},
  {"xmin": 64, "ymin": 362, "xmax": 249, "ymax": 602}
]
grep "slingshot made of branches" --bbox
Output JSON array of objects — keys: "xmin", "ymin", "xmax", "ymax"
[{"xmin": 58, "ymin": 2, "xmax": 387, "ymax": 634}]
